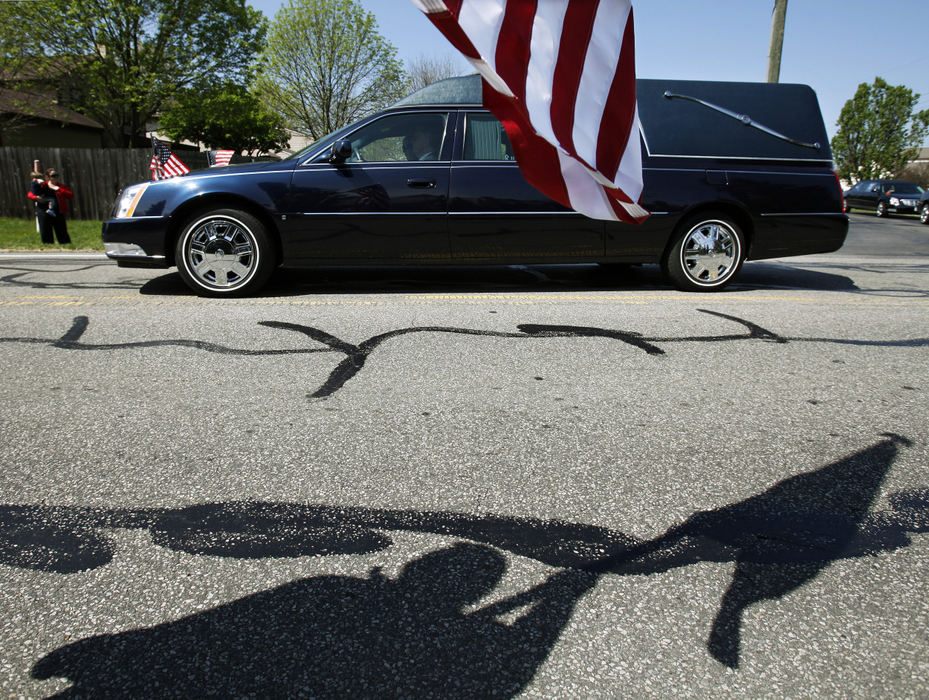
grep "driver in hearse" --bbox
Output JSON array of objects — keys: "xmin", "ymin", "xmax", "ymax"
[{"xmin": 402, "ymin": 124, "xmax": 441, "ymax": 161}]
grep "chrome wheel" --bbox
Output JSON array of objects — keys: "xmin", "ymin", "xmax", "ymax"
[
  {"xmin": 920, "ymin": 203, "xmax": 929, "ymax": 225},
  {"xmin": 680, "ymin": 220, "xmax": 740, "ymax": 284},
  {"xmin": 876, "ymin": 201, "xmax": 887, "ymax": 217},
  {"xmin": 664, "ymin": 214, "xmax": 745, "ymax": 292},
  {"xmin": 176, "ymin": 209, "xmax": 274, "ymax": 296},
  {"xmin": 186, "ymin": 218, "xmax": 256, "ymax": 288}
]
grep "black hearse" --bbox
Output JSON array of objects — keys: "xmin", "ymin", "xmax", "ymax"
[{"xmin": 103, "ymin": 75, "xmax": 847, "ymax": 296}]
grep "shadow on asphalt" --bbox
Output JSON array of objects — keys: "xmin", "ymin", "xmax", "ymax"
[
  {"xmin": 1, "ymin": 433, "xmax": 925, "ymax": 693},
  {"xmin": 5, "ymin": 309, "xmax": 928, "ymax": 402},
  {"xmin": 137, "ymin": 261, "xmax": 858, "ymax": 297}
]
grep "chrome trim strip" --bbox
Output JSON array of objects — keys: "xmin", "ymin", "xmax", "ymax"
[
  {"xmin": 448, "ymin": 211, "xmax": 581, "ymax": 216},
  {"xmin": 105, "ymin": 253, "xmax": 167, "ymax": 260},
  {"xmin": 639, "ymin": 127, "xmax": 652, "ymax": 158},
  {"xmin": 450, "ymin": 210, "xmax": 670, "ymax": 216},
  {"xmin": 295, "ymin": 211, "xmax": 445, "ymax": 216},
  {"xmin": 644, "ymin": 152, "xmax": 833, "ymax": 163},
  {"xmin": 758, "ymin": 212, "xmax": 845, "ymax": 217},
  {"xmin": 297, "ymin": 162, "xmax": 451, "ymax": 170},
  {"xmin": 644, "ymin": 167, "xmax": 835, "ymax": 177},
  {"xmin": 290, "ymin": 210, "xmax": 671, "ymax": 217},
  {"xmin": 663, "ymin": 91, "xmax": 821, "ymax": 150},
  {"xmin": 291, "ymin": 211, "xmax": 583, "ymax": 216}
]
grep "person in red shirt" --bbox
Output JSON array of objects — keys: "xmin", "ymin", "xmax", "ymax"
[
  {"xmin": 44, "ymin": 168, "xmax": 73, "ymax": 244},
  {"xmin": 27, "ymin": 168, "xmax": 72, "ymax": 244}
]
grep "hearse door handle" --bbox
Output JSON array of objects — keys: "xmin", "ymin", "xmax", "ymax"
[{"xmin": 406, "ymin": 177, "xmax": 436, "ymax": 189}]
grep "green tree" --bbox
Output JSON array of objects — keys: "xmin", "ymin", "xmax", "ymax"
[
  {"xmin": 159, "ymin": 83, "xmax": 290, "ymax": 155},
  {"xmin": 256, "ymin": 0, "xmax": 409, "ymax": 140},
  {"xmin": 831, "ymin": 77, "xmax": 929, "ymax": 182},
  {"xmin": 35, "ymin": 0, "xmax": 267, "ymax": 147}
]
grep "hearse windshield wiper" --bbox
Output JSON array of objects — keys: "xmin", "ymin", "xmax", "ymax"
[{"xmin": 663, "ymin": 90, "xmax": 821, "ymax": 150}]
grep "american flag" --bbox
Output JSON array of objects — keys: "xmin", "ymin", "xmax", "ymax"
[
  {"xmin": 149, "ymin": 136, "xmax": 190, "ymax": 180},
  {"xmin": 411, "ymin": 0, "xmax": 648, "ymax": 223},
  {"xmin": 207, "ymin": 150, "xmax": 235, "ymax": 167}
]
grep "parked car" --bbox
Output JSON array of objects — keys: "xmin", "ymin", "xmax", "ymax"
[
  {"xmin": 920, "ymin": 191, "xmax": 929, "ymax": 225},
  {"xmin": 103, "ymin": 75, "xmax": 848, "ymax": 296},
  {"xmin": 844, "ymin": 179, "xmax": 924, "ymax": 217}
]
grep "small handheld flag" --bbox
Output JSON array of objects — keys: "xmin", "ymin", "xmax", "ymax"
[
  {"xmin": 207, "ymin": 150, "xmax": 235, "ymax": 167},
  {"xmin": 149, "ymin": 136, "xmax": 190, "ymax": 180}
]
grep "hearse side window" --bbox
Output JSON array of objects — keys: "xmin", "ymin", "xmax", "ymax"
[
  {"xmin": 462, "ymin": 113, "xmax": 515, "ymax": 161},
  {"xmin": 339, "ymin": 112, "xmax": 449, "ymax": 163}
]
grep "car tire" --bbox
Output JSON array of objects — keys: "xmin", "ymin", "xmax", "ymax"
[
  {"xmin": 876, "ymin": 201, "xmax": 887, "ymax": 217},
  {"xmin": 663, "ymin": 212, "xmax": 745, "ymax": 292},
  {"xmin": 175, "ymin": 208, "xmax": 275, "ymax": 296},
  {"xmin": 921, "ymin": 203, "xmax": 929, "ymax": 225}
]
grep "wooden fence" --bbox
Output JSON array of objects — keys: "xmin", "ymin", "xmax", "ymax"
[{"xmin": 0, "ymin": 147, "xmax": 213, "ymax": 220}]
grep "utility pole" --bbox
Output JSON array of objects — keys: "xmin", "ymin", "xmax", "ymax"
[{"xmin": 766, "ymin": 0, "xmax": 788, "ymax": 83}]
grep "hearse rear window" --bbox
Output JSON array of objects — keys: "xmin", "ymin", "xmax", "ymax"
[{"xmin": 637, "ymin": 79, "xmax": 831, "ymax": 162}]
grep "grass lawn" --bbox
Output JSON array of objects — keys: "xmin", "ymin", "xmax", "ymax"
[{"xmin": 0, "ymin": 217, "xmax": 104, "ymax": 251}]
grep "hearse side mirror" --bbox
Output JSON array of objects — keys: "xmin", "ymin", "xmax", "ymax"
[{"xmin": 329, "ymin": 139, "xmax": 353, "ymax": 163}]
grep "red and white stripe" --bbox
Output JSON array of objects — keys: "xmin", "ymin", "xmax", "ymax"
[
  {"xmin": 164, "ymin": 154, "xmax": 190, "ymax": 178},
  {"xmin": 411, "ymin": 0, "xmax": 648, "ymax": 223},
  {"xmin": 149, "ymin": 137, "xmax": 190, "ymax": 180},
  {"xmin": 149, "ymin": 154, "xmax": 190, "ymax": 179},
  {"xmin": 210, "ymin": 150, "xmax": 235, "ymax": 167}
]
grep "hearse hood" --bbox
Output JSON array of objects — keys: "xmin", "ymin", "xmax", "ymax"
[{"xmin": 184, "ymin": 159, "xmax": 292, "ymax": 178}]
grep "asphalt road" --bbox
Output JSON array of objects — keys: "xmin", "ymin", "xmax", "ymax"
[{"xmin": 1, "ymin": 213, "xmax": 927, "ymax": 697}]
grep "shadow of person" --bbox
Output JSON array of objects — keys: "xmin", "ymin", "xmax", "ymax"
[{"xmin": 32, "ymin": 543, "xmax": 598, "ymax": 698}]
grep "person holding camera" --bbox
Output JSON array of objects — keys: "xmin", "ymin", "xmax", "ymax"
[{"xmin": 27, "ymin": 167, "xmax": 72, "ymax": 244}]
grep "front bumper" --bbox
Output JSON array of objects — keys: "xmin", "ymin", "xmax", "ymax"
[
  {"xmin": 102, "ymin": 217, "xmax": 172, "ymax": 268},
  {"xmin": 889, "ymin": 199, "xmax": 921, "ymax": 215}
]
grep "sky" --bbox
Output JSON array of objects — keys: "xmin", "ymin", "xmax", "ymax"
[{"xmin": 247, "ymin": 0, "xmax": 929, "ymax": 143}]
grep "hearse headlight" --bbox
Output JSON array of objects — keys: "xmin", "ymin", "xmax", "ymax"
[
  {"xmin": 890, "ymin": 197, "xmax": 900, "ymax": 206},
  {"xmin": 113, "ymin": 183, "xmax": 149, "ymax": 219}
]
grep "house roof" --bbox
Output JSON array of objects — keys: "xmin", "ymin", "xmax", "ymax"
[
  {"xmin": 0, "ymin": 54, "xmax": 89, "ymax": 83},
  {"xmin": 0, "ymin": 88, "xmax": 103, "ymax": 129}
]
